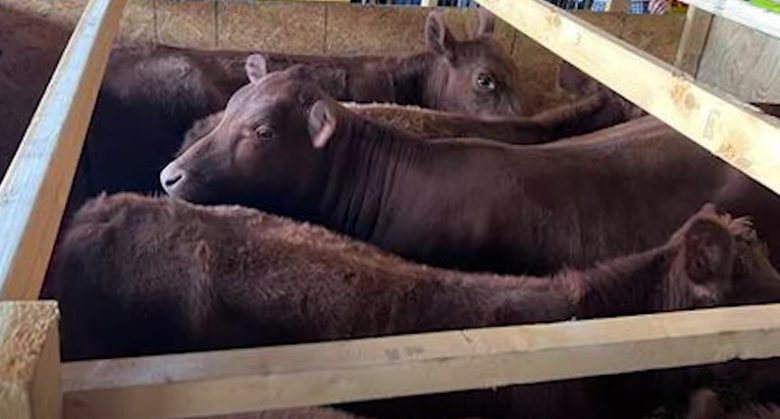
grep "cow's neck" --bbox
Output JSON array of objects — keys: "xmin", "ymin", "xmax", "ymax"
[
  {"xmin": 318, "ymin": 114, "xmax": 419, "ymax": 241},
  {"xmin": 261, "ymin": 51, "xmax": 436, "ymax": 106},
  {"xmin": 564, "ymin": 246, "xmax": 691, "ymax": 318}
]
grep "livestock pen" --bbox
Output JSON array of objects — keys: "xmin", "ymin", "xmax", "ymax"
[{"xmin": 0, "ymin": 0, "xmax": 779, "ymax": 418}]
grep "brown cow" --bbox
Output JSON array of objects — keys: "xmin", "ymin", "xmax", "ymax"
[
  {"xmin": 52, "ymin": 193, "xmax": 780, "ymax": 418},
  {"xmin": 686, "ymin": 389, "xmax": 780, "ymax": 419},
  {"xmin": 177, "ymin": 87, "xmax": 642, "ymax": 155},
  {"xmin": 160, "ymin": 67, "xmax": 744, "ymax": 275},
  {"xmin": 72, "ymin": 10, "xmax": 523, "ymax": 210}
]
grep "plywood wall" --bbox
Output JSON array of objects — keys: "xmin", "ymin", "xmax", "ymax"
[
  {"xmin": 698, "ymin": 17, "xmax": 780, "ymax": 103},
  {"xmin": 0, "ymin": 0, "xmax": 684, "ymax": 113}
]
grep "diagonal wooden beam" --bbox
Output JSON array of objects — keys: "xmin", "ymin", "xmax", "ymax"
[{"xmin": 476, "ymin": 0, "xmax": 780, "ymax": 197}]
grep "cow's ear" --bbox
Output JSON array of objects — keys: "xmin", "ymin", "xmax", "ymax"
[
  {"xmin": 683, "ymin": 217, "xmax": 735, "ymax": 284},
  {"xmin": 425, "ymin": 12, "xmax": 455, "ymax": 60},
  {"xmin": 245, "ymin": 54, "xmax": 268, "ymax": 84},
  {"xmin": 308, "ymin": 100, "xmax": 337, "ymax": 149},
  {"xmin": 475, "ymin": 9, "xmax": 495, "ymax": 38}
]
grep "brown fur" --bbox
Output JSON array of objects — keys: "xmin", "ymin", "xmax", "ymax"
[
  {"xmin": 178, "ymin": 90, "xmax": 642, "ymax": 155},
  {"xmin": 69, "ymin": 10, "xmax": 523, "ymax": 215},
  {"xmin": 162, "ymin": 68, "xmax": 765, "ymax": 275},
  {"xmin": 52, "ymin": 193, "xmax": 780, "ymax": 418},
  {"xmin": 686, "ymin": 389, "xmax": 780, "ymax": 419}
]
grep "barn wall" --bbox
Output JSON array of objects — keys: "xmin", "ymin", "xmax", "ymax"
[
  {"xmin": 0, "ymin": 0, "xmax": 684, "ymax": 113},
  {"xmin": 698, "ymin": 17, "xmax": 780, "ymax": 104}
]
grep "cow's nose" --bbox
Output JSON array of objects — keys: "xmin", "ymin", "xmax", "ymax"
[{"xmin": 160, "ymin": 164, "xmax": 186, "ymax": 193}]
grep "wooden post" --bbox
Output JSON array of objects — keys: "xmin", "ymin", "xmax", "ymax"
[
  {"xmin": 63, "ymin": 304, "xmax": 780, "ymax": 419},
  {"xmin": 0, "ymin": 0, "xmax": 128, "ymax": 300},
  {"xmin": 0, "ymin": 301, "xmax": 61, "ymax": 419},
  {"xmin": 675, "ymin": 7, "xmax": 713, "ymax": 75}
]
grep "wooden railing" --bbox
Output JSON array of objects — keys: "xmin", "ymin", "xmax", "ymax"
[{"xmin": 0, "ymin": 0, "xmax": 778, "ymax": 418}]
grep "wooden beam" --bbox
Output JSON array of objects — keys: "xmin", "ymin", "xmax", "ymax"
[
  {"xmin": 0, "ymin": 0, "xmax": 128, "ymax": 300},
  {"xmin": 675, "ymin": 7, "xmax": 713, "ymax": 75},
  {"xmin": 676, "ymin": 0, "xmax": 780, "ymax": 40},
  {"xmin": 0, "ymin": 301, "xmax": 60, "ymax": 419},
  {"xmin": 63, "ymin": 304, "xmax": 780, "ymax": 419},
  {"xmin": 476, "ymin": 0, "xmax": 780, "ymax": 197}
]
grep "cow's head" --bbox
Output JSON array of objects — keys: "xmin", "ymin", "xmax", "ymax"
[
  {"xmin": 160, "ymin": 61, "xmax": 344, "ymax": 216},
  {"xmin": 663, "ymin": 204, "xmax": 780, "ymax": 310},
  {"xmin": 424, "ymin": 10, "xmax": 523, "ymax": 117}
]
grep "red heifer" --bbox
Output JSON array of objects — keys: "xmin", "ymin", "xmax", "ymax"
[{"xmin": 161, "ymin": 67, "xmax": 747, "ymax": 275}]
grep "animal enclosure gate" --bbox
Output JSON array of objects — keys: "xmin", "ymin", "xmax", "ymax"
[{"xmin": 1, "ymin": 0, "xmax": 780, "ymax": 418}]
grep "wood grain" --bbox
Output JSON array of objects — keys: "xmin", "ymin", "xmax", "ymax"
[
  {"xmin": 698, "ymin": 17, "xmax": 780, "ymax": 102},
  {"xmin": 0, "ymin": 301, "xmax": 60, "ymax": 419},
  {"xmin": 674, "ymin": 7, "xmax": 713, "ymax": 75},
  {"xmin": 63, "ymin": 304, "xmax": 780, "ymax": 419},
  {"xmin": 620, "ymin": 14, "xmax": 685, "ymax": 64}
]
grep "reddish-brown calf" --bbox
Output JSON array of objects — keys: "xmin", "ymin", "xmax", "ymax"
[{"xmin": 162, "ymin": 67, "xmax": 748, "ymax": 275}]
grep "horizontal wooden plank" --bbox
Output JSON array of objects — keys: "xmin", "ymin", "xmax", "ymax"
[
  {"xmin": 677, "ymin": 0, "xmax": 780, "ymax": 40},
  {"xmin": 0, "ymin": 0, "xmax": 127, "ymax": 300},
  {"xmin": 0, "ymin": 301, "xmax": 60, "ymax": 419},
  {"xmin": 477, "ymin": 0, "xmax": 780, "ymax": 197},
  {"xmin": 63, "ymin": 304, "xmax": 780, "ymax": 419}
]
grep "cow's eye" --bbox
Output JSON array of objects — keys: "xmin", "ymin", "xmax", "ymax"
[
  {"xmin": 475, "ymin": 72, "xmax": 496, "ymax": 92},
  {"xmin": 255, "ymin": 126, "xmax": 274, "ymax": 141}
]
